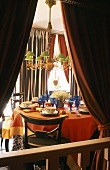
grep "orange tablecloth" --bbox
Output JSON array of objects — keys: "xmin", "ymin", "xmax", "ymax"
[
  {"xmin": 2, "ymin": 107, "xmax": 97, "ymax": 143},
  {"xmin": 2, "ymin": 107, "xmax": 97, "ymax": 164}
]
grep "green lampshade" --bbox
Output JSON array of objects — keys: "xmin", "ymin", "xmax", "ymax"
[
  {"xmin": 40, "ymin": 51, "xmax": 49, "ymax": 56},
  {"xmin": 25, "ymin": 51, "xmax": 35, "ymax": 57},
  {"xmin": 57, "ymin": 53, "xmax": 66, "ymax": 59},
  {"xmin": 59, "ymin": 57, "xmax": 65, "ymax": 65},
  {"xmin": 25, "ymin": 51, "xmax": 35, "ymax": 61},
  {"xmin": 25, "ymin": 56, "xmax": 33, "ymax": 61},
  {"xmin": 36, "ymin": 56, "xmax": 41, "ymax": 61},
  {"xmin": 65, "ymin": 56, "xmax": 69, "ymax": 61}
]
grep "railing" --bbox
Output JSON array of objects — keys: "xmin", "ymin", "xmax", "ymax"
[{"xmin": 0, "ymin": 137, "xmax": 110, "ymax": 170}]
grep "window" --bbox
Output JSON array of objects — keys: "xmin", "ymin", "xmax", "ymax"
[{"xmin": 48, "ymin": 35, "xmax": 70, "ymax": 93}]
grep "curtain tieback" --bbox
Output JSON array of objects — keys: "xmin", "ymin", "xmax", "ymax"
[{"xmin": 98, "ymin": 122, "xmax": 110, "ymax": 131}]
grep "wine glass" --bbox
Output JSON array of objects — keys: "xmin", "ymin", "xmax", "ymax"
[
  {"xmin": 38, "ymin": 95, "xmax": 46, "ymax": 108},
  {"xmin": 46, "ymin": 94, "xmax": 50, "ymax": 102},
  {"xmin": 38, "ymin": 99, "xmax": 43, "ymax": 107},
  {"xmin": 68, "ymin": 97, "xmax": 73, "ymax": 111},
  {"xmin": 50, "ymin": 97, "xmax": 56, "ymax": 107},
  {"xmin": 43, "ymin": 94, "xmax": 50, "ymax": 102},
  {"xmin": 42, "ymin": 95, "xmax": 47, "ymax": 108},
  {"xmin": 55, "ymin": 99, "xmax": 60, "ymax": 110},
  {"xmin": 74, "ymin": 96, "xmax": 81, "ymax": 110}
]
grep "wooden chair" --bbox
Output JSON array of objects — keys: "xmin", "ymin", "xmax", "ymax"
[
  {"xmin": 11, "ymin": 92, "xmax": 24, "ymax": 110},
  {"xmin": 20, "ymin": 113, "xmax": 70, "ymax": 169},
  {"xmin": 20, "ymin": 113, "xmax": 69, "ymax": 148}
]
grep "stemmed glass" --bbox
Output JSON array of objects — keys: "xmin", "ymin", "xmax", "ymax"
[
  {"xmin": 68, "ymin": 96, "xmax": 81, "ymax": 112},
  {"xmin": 43, "ymin": 94, "xmax": 50, "ymax": 102},
  {"xmin": 74, "ymin": 96, "xmax": 81, "ymax": 111},
  {"xmin": 50, "ymin": 97, "xmax": 56, "ymax": 107},
  {"xmin": 46, "ymin": 94, "xmax": 50, "ymax": 102},
  {"xmin": 55, "ymin": 99, "xmax": 60, "ymax": 110},
  {"xmin": 68, "ymin": 97, "xmax": 73, "ymax": 111},
  {"xmin": 39, "ymin": 95, "xmax": 47, "ymax": 108},
  {"xmin": 38, "ymin": 99, "xmax": 43, "ymax": 108}
]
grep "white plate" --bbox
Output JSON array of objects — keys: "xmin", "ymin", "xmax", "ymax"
[
  {"xmin": 31, "ymin": 100, "xmax": 38, "ymax": 103},
  {"xmin": 22, "ymin": 101, "xmax": 32, "ymax": 105},
  {"xmin": 79, "ymin": 108, "xmax": 89, "ymax": 114},
  {"xmin": 80, "ymin": 101, "xmax": 85, "ymax": 105},
  {"xmin": 23, "ymin": 109, "xmax": 31, "ymax": 113},
  {"xmin": 41, "ymin": 110, "xmax": 59, "ymax": 116},
  {"xmin": 19, "ymin": 104, "xmax": 31, "ymax": 109}
]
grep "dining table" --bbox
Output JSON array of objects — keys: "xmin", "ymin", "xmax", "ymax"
[{"xmin": 2, "ymin": 102, "xmax": 98, "ymax": 164}]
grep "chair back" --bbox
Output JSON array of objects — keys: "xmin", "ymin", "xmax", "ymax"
[
  {"xmin": 20, "ymin": 113, "xmax": 66, "ymax": 149},
  {"xmin": 11, "ymin": 92, "xmax": 24, "ymax": 109}
]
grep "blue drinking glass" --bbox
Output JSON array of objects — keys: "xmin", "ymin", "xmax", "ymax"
[
  {"xmin": 68, "ymin": 97, "xmax": 73, "ymax": 111},
  {"xmin": 69, "ymin": 101, "xmax": 73, "ymax": 111},
  {"xmin": 42, "ymin": 95, "xmax": 46, "ymax": 108},
  {"xmin": 74, "ymin": 96, "xmax": 81, "ymax": 110},
  {"xmin": 38, "ymin": 99, "xmax": 43, "ymax": 107},
  {"xmin": 55, "ymin": 99, "xmax": 60, "ymax": 110},
  {"xmin": 43, "ymin": 94, "xmax": 50, "ymax": 102},
  {"xmin": 46, "ymin": 94, "xmax": 50, "ymax": 102},
  {"xmin": 39, "ymin": 95, "xmax": 46, "ymax": 108},
  {"xmin": 50, "ymin": 97, "xmax": 56, "ymax": 107}
]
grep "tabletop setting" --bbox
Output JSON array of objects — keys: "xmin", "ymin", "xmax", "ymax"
[
  {"xmin": 1, "ymin": 91, "xmax": 98, "ymax": 170},
  {"xmin": 18, "ymin": 91, "xmax": 90, "ymax": 118}
]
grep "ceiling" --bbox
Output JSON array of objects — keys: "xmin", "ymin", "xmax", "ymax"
[{"xmin": 32, "ymin": 0, "xmax": 64, "ymax": 33}]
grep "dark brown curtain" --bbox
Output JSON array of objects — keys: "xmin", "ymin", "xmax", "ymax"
[
  {"xmin": 0, "ymin": 0, "xmax": 38, "ymax": 116},
  {"xmin": 58, "ymin": 34, "xmax": 69, "ymax": 83},
  {"xmin": 61, "ymin": 1, "xmax": 110, "ymax": 169}
]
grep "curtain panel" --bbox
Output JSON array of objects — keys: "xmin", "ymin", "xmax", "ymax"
[
  {"xmin": 21, "ymin": 29, "xmax": 49, "ymax": 100},
  {"xmin": 58, "ymin": 34, "xmax": 69, "ymax": 83},
  {"xmin": 61, "ymin": 1, "xmax": 110, "ymax": 169},
  {"xmin": 0, "ymin": 0, "xmax": 38, "ymax": 116},
  {"xmin": 50, "ymin": 34, "xmax": 56, "ymax": 59},
  {"xmin": 58, "ymin": 34, "xmax": 80, "ymax": 96},
  {"xmin": 47, "ymin": 34, "xmax": 56, "ymax": 78}
]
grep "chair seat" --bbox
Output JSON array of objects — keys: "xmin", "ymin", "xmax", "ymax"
[
  {"xmin": 28, "ymin": 135, "xmax": 69, "ymax": 148},
  {"xmin": 28, "ymin": 136, "xmax": 57, "ymax": 147}
]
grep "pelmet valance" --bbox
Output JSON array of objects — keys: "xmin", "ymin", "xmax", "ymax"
[{"xmin": 60, "ymin": 0, "xmax": 110, "ymax": 13}]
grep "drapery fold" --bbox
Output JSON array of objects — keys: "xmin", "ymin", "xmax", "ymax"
[
  {"xmin": 0, "ymin": 0, "xmax": 38, "ymax": 116},
  {"xmin": 61, "ymin": 1, "xmax": 110, "ymax": 169},
  {"xmin": 21, "ymin": 29, "xmax": 49, "ymax": 100},
  {"xmin": 47, "ymin": 34, "xmax": 56, "ymax": 78},
  {"xmin": 58, "ymin": 34, "xmax": 69, "ymax": 83},
  {"xmin": 50, "ymin": 34, "xmax": 56, "ymax": 59}
]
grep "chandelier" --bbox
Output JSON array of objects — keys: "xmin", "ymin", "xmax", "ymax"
[{"xmin": 25, "ymin": 0, "xmax": 71, "ymax": 71}]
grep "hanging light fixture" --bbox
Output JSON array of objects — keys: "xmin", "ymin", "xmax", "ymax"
[{"xmin": 25, "ymin": 0, "xmax": 71, "ymax": 71}]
